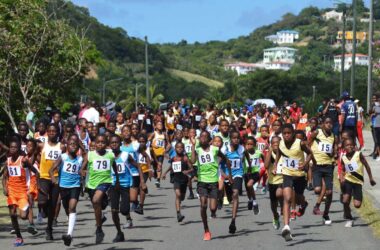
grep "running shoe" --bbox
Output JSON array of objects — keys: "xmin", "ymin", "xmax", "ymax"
[
  {"xmin": 253, "ymin": 204, "xmax": 260, "ymax": 215},
  {"xmin": 210, "ymin": 211, "xmax": 217, "ymax": 219},
  {"xmin": 261, "ymin": 187, "xmax": 267, "ymax": 195},
  {"xmin": 101, "ymin": 214, "xmax": 107, "ymax": 225},
  {"xmin": 37, "ymin": 212, "xmax": 44, "ymax": 225},
  {"xmin": 223, "ymin": 196, "xmax": 229, "ymax": 205},
  {"xmin": 112, "ymin": 232, "xmax": 125, "ymax": 243},
  {"xmin": 323, "ymin": 215, "xmax": 332, "ymax": 225},
  {"xmin": 13, "ymin": 237, "xmax": 24, "ymax": 247},
  {"xmin": 27, "ymin": 224, "xmax": 38, "ymax": 235},
  {"xmin": 131, "ymin": 203, "xmax": 137, "ymax": 212},
  {"xmin": 52, "ymin": 219, "xmax": 58, "ymax": 227},
  {"xmin": 177, "ymin": 214, "xmax": 185, "ymax": 223},
  {"xmin": 273, "ymin": 218, "xmax": 280, "ymax": 230},
  {"xmin": 307, "ymin": 183, "xmax": 313, "ymax": 191},
  {"xmin": 134, "ymin": 205, "xmax": 144, "ymax": 215},
  {"xmin": 247, "ymin": 201, "xmax": 253, "ymax": 210},
  {"xmin": 313, "ymin": 206, "xmax": 322, "ymax": 215},
  {"xmin": 345, "ymin": 220, "xmax": 354, "ymax": 228},
  {"xmin": 45, "ymin": 228, "xmax": 54, "ymax": 241},
  {"xmin": 123, "ymin": 219, "xmax": 133, "ymax": 229},
  {"xmin": 290, "ymin": 210, "xmax": 297, "ymax": 221},
  {"xmin": 229, "ymin": 222, "xmax": 236, "ymax": 234},
  {"xmin": 62, "ymin": 234, "xmax": 72, "ymax": 246},
  {"xmin": 203, "ymin": 231, "xmax": 211, "ymax": 241},
  {"xmin": 297, "ymin": 201, "xmax": 308, "ymax": 217},
  {"xmin": 95, "ymin": 228, "xmax": 105, "ymax": 244},
  {"xmin": 187, "ymin": 193, "xmax": 195, "ymax": 200},
  {"xmin": 10, "ymin": 229, "xmax": 16, "ymax": 234},
  {"xmin": 155, "ymin": 180, "xmax": 160, "ymax": 188},
  {"xmin": 281, "ymin": 225, "xmax": 293, "ymax": 241},
  {"xmin": 217, "ymin": 199, "xmax": 223, "ymax": 210}
]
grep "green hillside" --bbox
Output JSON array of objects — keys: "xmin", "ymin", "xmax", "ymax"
[{"xmin": 167, "ymin": 69, "xmax": 224, "ymax": 88}]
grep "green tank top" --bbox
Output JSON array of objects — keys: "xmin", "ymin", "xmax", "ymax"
[
  {"xmin": 86, "ymin": 150, "xmax": 115, "ymax": 189},
  {"xmin": 244, "ymin": 150, "xmax": 262, "ymax": 174},
  {"xmin": 196, "ymin": 145, "xmax": 219, "ymax": 183}
]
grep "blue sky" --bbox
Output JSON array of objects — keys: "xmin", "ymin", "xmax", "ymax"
[{"xmin": 71, "ymin": 0, "xmax": 369, "ymax": 43}]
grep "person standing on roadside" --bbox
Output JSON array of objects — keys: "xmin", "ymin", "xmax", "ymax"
[
  {"xmin": 371, "ymin": 95, "xmax": 380, "ymax": 161},
  {"xmin": 340, "ymin": 92, "xmax": 358, "ymax": 141},
  {"xmin": 26, "ymin": 106, "xmax": 37, "ymax": 133},
  {"xmin": 323, "ymin": 99, "xmax": 340, "ymax": 136}
]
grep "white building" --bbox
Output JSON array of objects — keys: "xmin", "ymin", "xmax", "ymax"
[
  {"xmin": 333, "ymin": 53, "xmax": 369, "ymax": 71},
  {"xmin": 322, "ymin": 10, "xmax": 343, "ymax": 22},
  {"xmin": 264, "ymin": 61, "xmax": 293, "ymax": 71},
  {"xmin": 224, "ymin": 62, "xmax": 264, "ymax": 75},
  {"xmin": 265, "ymin": 30, "xmax": 299, "ymax": 44},
  {"xmin": 263, "ymin": 47, "xmax": 297, "ymax": 64}
]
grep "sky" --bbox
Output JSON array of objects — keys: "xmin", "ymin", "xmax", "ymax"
[{"xmin": 71, "ymin": 0, "xmax": 370, "ymax": 44}]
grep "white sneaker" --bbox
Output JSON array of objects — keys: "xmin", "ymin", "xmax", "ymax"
[
  {"xmin": 253, "ymin": 183, "xmax": 259, "ymax": 192},
  {"xmin": 376, "ymin": 157, "xmax": 380, "ymax": 162},
  {"xmin": 123, "ymin": 219, "xmax": 133, "ymax": 229},
  {"xmin": 281, "ymin": 225, "xmax": 293, "ymax": 241},
  {"xmin": 323, "ymin": 215, "xmax": 332, "ymax": 225},
  {"xmin": 345, "ymin": 220, "xmax": 354, "ymax": 228},
  {"xmin": 37, "ymin": 212, "xmax": 44, "ymax": 225}
]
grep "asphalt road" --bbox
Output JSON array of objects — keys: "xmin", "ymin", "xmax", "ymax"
[{"xmin": 0, "ymin": 174, "xmax": 379, "ymax": 250}]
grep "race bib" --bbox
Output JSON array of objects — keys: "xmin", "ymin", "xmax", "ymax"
[
  {"xmin": 257, "ymin": 143, "xmax": 266, "ymax": 151},
  {"xmin": 116, "ymin": 163, "xmax": 125, "ymax": 174},
  {"xmin": 300, "ymin": 118, "xmax": 307, "ymax": 123},
  {"xmin": 156, "ymin": 139, "xmax": 165, "ymax": 148},
  {"xmin": 172, "ymin": 161, "xmax": 182, "ymax": 173},
  {"xmin": 345, "ymin": 162, "xmax": 358, "ymax": 172},
  {"xmin": 276, "ymin": 163, "xmax": 283, "ymax": 174},
  {"xmin": 93, "ymin": 159, "xmax": 111, "ymax": 171},
  {"xmin": 45, "ymin": 150, "xmax": 61, "ymax": 160},
  {"xmin": 230, "ymin": 159, "xmax": 241, "ymax": 169},
  {"xmin": 138, "ymin": 154, "xmax": 146, "ymax": 164},
  {"xmin": 38, "ymin": 137, "xmax": 47, "ymax": 143},
  {"xmin": 146, "ymin": 119, "xmax": 151, "ymax": 125},
  {"xmin": 63, "ymin": 162, "xmax": 79, "ymax": 174},
  {"xmin": 195, "ymin": 115, "xmax": 202, "ymax": 122},
  {"xmin": 318, "ymin": 143, "xmax": 333, "ymax": 154},
  {"xmin": 138, "ymin": 114, "xmax": 145, "ymax": 120},
  {"xmin": 21, "ymin": 145, "xmax": 27, "ymax": 154},
  {"xmin": 184, "ymin": 144, "xmax": 192, "ymax": 153},
  {"xmin": 223, "ymin": 140, "xmax": 230, "ymax": 149},
  {"xmin": 283, "ymin": 157, "xmax": 299, "ymax": 169},
  {"xmin": 8, "ymin": 166, "xmax": 21, "ymax": 177},
  {"xmin": 251, "ymin": 157, "xmax": 260, "ymax": 167},
  {"xmin": 198, "ymin": 151, "xmax": 214, "ymax": 165}
]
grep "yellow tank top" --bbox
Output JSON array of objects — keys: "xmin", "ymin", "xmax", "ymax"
[
  {"xmin": 138, "ymin": 148, "xmax": 151, "ymax": 173},
  {"xmin": 40, "ymin": 142, "xmax": 62, "ymax": 179},
  {"xmin": 279, "ymin": 138, "xmax": 305, "ymax": 177},
  {"xmin": 268, "ymin": 151, "xmax": 283, "ymax": 185},
  {"xmin": 311, "ymin": 129, "xmax": 335, "ymax": 165},
  {"xmin": 342, "ymin": 151, "xmax": 364, "ymax": 185},
  {"xmin": 152, "ymin": 131, "xmax": 165, "ymax": 156},
  {"xmin": 166, "ymin": 115, "xmax": 175, "ymax": 130}
]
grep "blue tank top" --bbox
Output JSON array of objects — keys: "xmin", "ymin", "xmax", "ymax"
[
  {"xmin": 121, "ymin": 141, "xmax": 140, "ymax": 176},
  {"xmin": 169, "ymin": 141, "xmax": 178, "ymax": 160},
  {"xmin": 112, "ymin": 152, "xmax": 133, "ymax": 187},
  {"xmin": 222, "ymin": 145, "xmax": 245, "ymax": 178},
  {"xmin": 59, "ymin": 153, "xmax": 83, "ymax": 188},
  {"xmin": 342, "ymin": 100, "xmax": 357, "ymax": 127}
]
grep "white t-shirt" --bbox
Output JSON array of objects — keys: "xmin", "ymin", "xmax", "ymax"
[{"xmin": 82, "ymin": 107, "xmax": 100, "ymax": 124}]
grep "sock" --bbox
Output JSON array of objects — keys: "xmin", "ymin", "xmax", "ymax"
[
  {"xmin": 67, "ymin": 213, "xmax": 76, "ymax": 236},
  {"xmin": 253, "ymin": 200, "xmax": 257, "ymax": 206}
]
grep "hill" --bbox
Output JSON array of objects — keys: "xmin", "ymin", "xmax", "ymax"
[{"xmin": 166, "ymin": 69, "xmax": 224, "ymax": 88}]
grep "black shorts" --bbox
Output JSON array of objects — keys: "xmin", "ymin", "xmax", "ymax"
[
  {"xmin": 132, "ymin": 176, "xmax": 140, "ymax": 188},
  {"xmin": 38, "ymin": 179, "xmax": 60, "ymax": 205},
  {"xmin": 88, "ymin": 185, "xmax": 110, "ymax": 210},
  {"xmin": 156, "ymin": 156, "xmax": 164, "ymax": 164},
  {"xmin": 167, "ymin": 129, "xmax": 175, "ymax": 136},
  {"xmin": 342, "ymin": 180, "xmax": 363, "ymax": 202},
  {"xmin": 110, "ymin": 186, "xmax": 130, "ymax": 215},
  {"xmin": 174, "ymin": 182, "xmax": 187, "ymax": 195},
  {"xmin": 282, "ymin": 175, "xmax": 307, "ymax": 195},
  {"xmin": 60, "ymin": 187, "xmax": 81, "ymax": 210},
  {"xmin": 268, "ymin": 184, "xmax": 283, "ymax": 203},
  {"xmin": 244, "ymin": 172, "xmax": 260, "ymax": 184},
  {"xmin": 313, "ymin": 165, "xmax": 334, "ymax": 191},
  {"xmin": 143, "ymin": 172, "xmax": 150, "ymax": 183},
  {"xmin": 197, "ymin": 182, "xmax": 218, "ymax": 199},
  {"xmin": 232, "ymin": 177, "xmax": 243, "ymax": 190}
]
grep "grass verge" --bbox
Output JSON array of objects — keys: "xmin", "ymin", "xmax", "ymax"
[
  {"xmin": 0, "ymin": 185, "xmax": 10, "ymax": 224},
  {"xmin": 166, "ymin": 68, "xmax": 224, "ymax": 88}
]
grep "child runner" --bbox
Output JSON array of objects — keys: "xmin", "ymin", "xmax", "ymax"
[
  {"xmin": 340, "ymin": 138, "xmax": 376, "ymax": 227},
  {"xmin": 82, "ymin": 134, "xmax": 119, "ymax": 244},
  {"xmin": 49, "ymin": 138, "xmax": 86, "ymax": 246},
  {"xmin": 34, "ymin": 121, "xmax": 48, "ymax": 144},
  {"xmin": 163, "ymin": 142, "xmax": 193, "ymax": 222},
  {"xmin": 25, "ymin": 139, "xmax": 39, "ymax": 234},
  {"xmin": 136, "ymin": 134, "xmax": 152, "ymax": 215},
  {"xmin": 191, "ymin": 131, "xmax": 231, "ymax": 241},
  {"xmin": 309, "ymin": 116, "xmax": 337, "ymax": 225},
  {"xmin": 274, "ymin": 123, "xmax": 312, "ymax": 241},
  {"xmin": 265, "ymin": 136, "xmax": 284, "ymax": 230}
]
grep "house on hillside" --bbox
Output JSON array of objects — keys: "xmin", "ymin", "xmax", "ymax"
[
  {"xmin": 265, "ymin": 30, "xmax": 299, "ymax": 44},
  {"xmin": 322, "ymin": 10, "xmax": 343, "ymax": 22},
  {"xmin": 336, "ymin": 31, "xmax": 367, "ymax": 44},
  {"xmin": 262, "ymin": 47, "xmax": 297, "ymax": 71},
  {"xmin": 333, "ymin": 53, "xmax": 369, "ymax": 71},
  {"xmin": 224, "ymin": 62, "xmax": 265, "ymax": 76}
]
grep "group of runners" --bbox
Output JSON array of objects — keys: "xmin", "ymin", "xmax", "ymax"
[{"xmin": 0, "ymin": 93, "xmax": 377, "ymax": 247}]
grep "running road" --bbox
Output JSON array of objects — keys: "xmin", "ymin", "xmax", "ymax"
[{"xmin": 0, "ymin": 175, "xmax": 379, "ymax": 250}]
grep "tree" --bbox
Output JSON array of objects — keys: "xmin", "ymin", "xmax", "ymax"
[{"xmin": 0, "ymin": 0, "xmax": 96, "ymax": 128}]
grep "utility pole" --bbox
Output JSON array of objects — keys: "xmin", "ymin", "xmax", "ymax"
[
  {"xmin": 350, "ymin": 0, "xmax": 357, "ymax": 96},
  {"xmin": 340, "ymin": 5, "xmax": 347, "ymax": 94},
  {"xmin": 145, "ymin": 36, "xmax": 150, "ymax": 106},
  {"xmin": 367, "ymin": 0, "xmax": 374, "ymax": 113},
  {"xmin": 312, "ymin": 85, "xmax": 316, "ymax": 101}
]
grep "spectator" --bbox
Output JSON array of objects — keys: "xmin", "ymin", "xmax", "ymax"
[
  {"xmin": 289, "ymin": 102, "xmax": 301, "ymax": 126},
  {"xmin": 371, "ymin": 94, "xmax": 380, "ymax": 161},
  {"xmin": 340, "ymin": 91, "xmax": 358, "ymax": 140},
  {"xmin": 40, "ymin": 106, "xmax": 52, "ymax": 126},
  {"xmin": 26, "ymin": 106, "xmax": 37, "ymax": 133},
  {"xmin": 323, "ymin": 98, "xmax": 340, "ymax": 136},
  {"xmin": 370, "ymin": 94, "xmax": 378, "ymax": 158},
  {"xmin": 355, "ymin": 99, "xmax": 365, "ymax": 150},
  {"xmin": 82, "ymin": 100, "xmax": 100, "ymax": 124}
]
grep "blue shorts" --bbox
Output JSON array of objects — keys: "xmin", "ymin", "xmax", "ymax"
[{"xmin": 96, "ymin": 183, "xmax": 111, "ymax": 193}]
